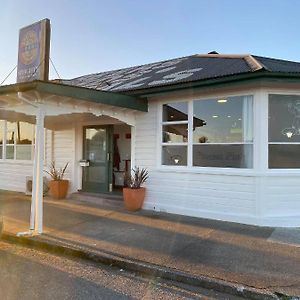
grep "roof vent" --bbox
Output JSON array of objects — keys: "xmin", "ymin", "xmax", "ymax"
[{"xmin": 208, "ymin": 51, "xmax": 219, "ymax": 55}]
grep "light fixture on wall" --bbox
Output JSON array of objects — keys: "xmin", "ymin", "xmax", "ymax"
[{"xmin": 217, "ymin": 99, "xmax": 227, "ymax": 103}]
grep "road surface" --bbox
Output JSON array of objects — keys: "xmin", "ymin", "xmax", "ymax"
[{"xmin": 0, "ymin": 241, "xmax": 243, "ymax": 299}]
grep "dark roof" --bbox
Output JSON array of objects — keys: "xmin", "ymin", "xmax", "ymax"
[
  {"xmin": 253, "ymin": 55, "xmax": 300, "ymax": 73},
  {"xmin": 61, "ymin": 54, "xmax": 300, "ymax": 93}
]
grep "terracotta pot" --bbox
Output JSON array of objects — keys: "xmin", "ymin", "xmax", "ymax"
[
  {"xmin": 49, "ymin": 180, "xmax": 69, "ymax": 199},
  {"xmin": 123, "ymin": 187, "xmax": 146, "ymax": 211}
]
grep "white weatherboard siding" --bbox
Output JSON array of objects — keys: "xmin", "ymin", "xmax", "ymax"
[
  {"xmin": 0, "ymin": 129, "xmax": 51, "ymax": 193},
  {"xmin": 52, "ymin": 127, "xmax": 76, "ymax": 193},
  {"xmin": 0, "ymin": 127, "xmax": 75, "ymax": 193},
  {"xmin": 146, "ymin": 172, "xmax": 256, "ymax": 219},
  {"xmin": 135, "ymin": 91, "xmax": 300, "ymax": 227},
  {"xmin": 135, "ymin": 105, "xmax": 157, "ymax": 168},
  {"xmin": 0, "ymin": 162, "xmax": 33, "ymax": 192},
  {"xmin": 136, "ymin": 100, "xmax": 258, "ymax": 224}
]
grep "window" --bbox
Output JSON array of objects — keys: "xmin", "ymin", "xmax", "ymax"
[
  {"xmin": 0, "ymin": 120, "xmax": 34, "ymax": 161},
  {"xmin": 269, "ymin": 94, "xmax": 300, "ymax": 168},
  {"xmin": 162, "ymin": 102, "xmax": 188, "ymax": 166},
  {"xmin": 16, "ymin": 122, "xmax": 34, "ymax": 160},
  {"xmin": 193, "ymin": 96, "xmax": 253, "ymax": 168},
  {"xmin": 161, "ymin": 95, "xmax": 254, "ymax": 168}
]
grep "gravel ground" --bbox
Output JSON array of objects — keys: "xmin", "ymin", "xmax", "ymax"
[{"xmin": 0, "ymin": 240, "xmax": 244, "ymax": 300}]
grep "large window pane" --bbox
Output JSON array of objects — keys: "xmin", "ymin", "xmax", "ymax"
[
  {"xmin": 16, "ymin": 122, "xmax": 34, "ymax": 160},
  {"xmin": 163, "ymin": 102, "xmax": 188, "ymax": 122},
  {"xmin": 162, "ymin": 146, "xmax": 187, "ymax": 166},
  {"xmin": 16, "ymin": 145, "xmax": 32, "ymax": 160},
  {"xmin": 269, "ymin": 94, "xmax": 300, "ymax": 142},
  {"xmin": 269, "ymin": 144, "xmax": 300, "ymax": 168},
  {"xmin": 6, "ymin": 146, "xmax": 14, "ymax": 159},
  {"xmin": 193, "ymin": 96, "xmax": 253, "ymax": 143},
  {"xmin": 163, "ymin": 124, "xmax": 188, "ymax": 143},
  {"xmin": 6, "ymin": 122, "xmax": 15, "ymax": 159},
  {"xmin": 193, "ymin": 144, "xmax": 253, "ymax": 168}
]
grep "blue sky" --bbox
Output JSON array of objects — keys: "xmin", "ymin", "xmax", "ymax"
[{"xmin": 1, "ymin": 0, "xmax": 300, "ymax": 84}]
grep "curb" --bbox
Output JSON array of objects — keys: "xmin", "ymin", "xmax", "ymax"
[{"xmin": 0, "ymin": 232, "xmax": 285, "ymax": 300}]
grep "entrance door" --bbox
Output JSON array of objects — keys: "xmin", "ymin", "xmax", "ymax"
[{"xmin": 82, "ymin": 125, "xmax": 113, "ymax": 193}]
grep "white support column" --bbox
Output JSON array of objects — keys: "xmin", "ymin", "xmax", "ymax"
[{"xmin": 30, "ymin": 105, "xmax": 45, "ymax": 234}]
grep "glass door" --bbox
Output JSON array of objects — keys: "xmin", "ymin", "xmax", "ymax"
[{"xmin": 82, "ymin": 125, "xmax": 113, "ymax": 193}]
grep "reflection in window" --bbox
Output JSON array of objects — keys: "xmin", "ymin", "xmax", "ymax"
[
  {"xmin": 269, "ymin": 95, "xmax": 300, "ymax": 142},
  {"xmin": 163, "ymin": 124, "xmax": 188, "ymax": 143},
  {"xmin": 269, "ymin": 94, "xmax": 300, "ymax": 168},
  {"xmin": 192, "ymin": 96, "xmax": 253, "ymax": 168},
  {"xmin": 6, "ymin": 122, "xmax": 15, "ymax": 160},
  {"xmin": 161, "ymin": 96, "xmax": 254, "ymax": 168},
  {"xmin": 162, "ymin": 146, "xmax": 187, "ymax": 166},
  {"xmin": 16, "ymin": 122, "xmax": 34, "ymax": 160},
  {"xmin": 85, "ymin": 128, "xmax": 106, "ymax": 162},
  {"xmin": 193, "ymin": 144, "xmax": 253, "ymax": 168},
  {"xmin": 163, "ymin": 102, "xmax": 188, "ymax": 122},
  {"xmin": 0, "ymin": 120, "xmax": 35, "ymax": 161},
  {"xmin": 193, "ymin": 96, "xmax": 253, "ymax": 143},
  {"xmin": 269, "ymin": 144, "xmax": 300, "ymax": 168}
]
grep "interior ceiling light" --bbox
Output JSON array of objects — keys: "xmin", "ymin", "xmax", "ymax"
[
  {"xmin": 212, "ymin": 115, "xmax": 218, "ymax": 118},
  {"xmin": 217, "ymin": 99, "xmax": 227, "ymax": 103}
]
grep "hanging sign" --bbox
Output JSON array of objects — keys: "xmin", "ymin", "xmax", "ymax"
[{"xmin": 17, "ymin": 19, "xmax": 51, "ymax": 83}]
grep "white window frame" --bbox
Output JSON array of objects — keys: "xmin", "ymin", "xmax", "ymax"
[
  {"xmin": 160, "ymin": 101, "xmax": 189, "ymax": 167},
  {"xmin": 268, "ymin": 93, "xmax": 300, "ymax": 169},
  {"xmin": 0, "ymin": 120, "xmax": 35, "ymax": 163},
  {"xmin": 159, "ymin": 94, "xmax": 254, "ymax": 170}
]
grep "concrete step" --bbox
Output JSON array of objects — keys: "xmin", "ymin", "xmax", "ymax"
[{"xmin": 69, "ymin": 192, "xmax": 124, "ymax": 209}]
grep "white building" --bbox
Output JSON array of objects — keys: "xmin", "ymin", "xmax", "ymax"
[{"xmin": 1, "ymin": 53, "xmax": 300, "ymax": 228}]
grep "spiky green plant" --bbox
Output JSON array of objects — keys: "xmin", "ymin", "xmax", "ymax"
[
  {"xmin": 45, "ymin": 161, "xmax": 69, "ymax": 181},
  {"xmin": 126, "ymin": 167, "xmax": 149, "ymax": 189}
]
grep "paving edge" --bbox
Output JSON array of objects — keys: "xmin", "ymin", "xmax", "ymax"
[{"xmin": 0, "ymin": 232, "xmax": 289, "ymax": 300}]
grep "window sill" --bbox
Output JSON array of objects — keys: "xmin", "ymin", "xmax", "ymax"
[
  {"xmin": 154, "ymin": 166, "xmax": 300, "ymax": 177},
  {"xmin": 156, "ymin": 166, "xmax": 257, "ymax": 176}
]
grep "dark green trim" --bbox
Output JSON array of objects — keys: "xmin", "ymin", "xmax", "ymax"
[
  {"xmin": 0, "ymin": 80, "xmax": 148, "ymax": 112},
  {"xmin": 125, "ymin": 71, "xmax": 300, "ymax": 97}
]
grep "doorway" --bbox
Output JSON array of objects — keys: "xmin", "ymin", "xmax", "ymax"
[{"xmin": 82, "ymin": 125, "xmax": 113, "ymax": 193}]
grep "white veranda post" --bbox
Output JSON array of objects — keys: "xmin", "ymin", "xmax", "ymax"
[{"xmin": 30, "ymin": 105, "xmax": 45, "ymax": 234}]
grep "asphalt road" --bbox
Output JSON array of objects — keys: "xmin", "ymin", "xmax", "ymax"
[{"xmin": 0, "ymin": 241, "xmax": 244, "ymax": 300}]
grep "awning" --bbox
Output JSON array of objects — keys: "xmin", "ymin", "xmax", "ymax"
[{"xmin": 0, "ymin": 80, "xmax": 148, "ymax": 112}]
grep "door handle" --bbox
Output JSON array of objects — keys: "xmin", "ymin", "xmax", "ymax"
[{"xmin": 107, "ymin": 153, "xmax": 110, "ymax": 161}]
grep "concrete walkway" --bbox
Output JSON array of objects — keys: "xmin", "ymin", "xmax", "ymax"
[{"xmin": 1, "ymin": 190, "xmax": 300, "ymax": 298}]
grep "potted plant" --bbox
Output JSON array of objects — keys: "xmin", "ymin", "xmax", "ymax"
[
  {"xmin": 45, "ymin": 161, "xmax": 69, "ymax": 199},
  {"xmin": 123, "ymin": 167, "xmax": 148, "ymax": 211}
]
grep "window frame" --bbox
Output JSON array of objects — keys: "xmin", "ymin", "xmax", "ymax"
[
  {"xmin": 160, "ymin": 102, "xmax": 190, "ymax": 167},
  {"xmin": 159, "ymin": 95, "xmax": 254, "ymax": 170},
  {"xmin": 268, "ymin": 93, "xmax": 300, "ymax": 169},
  {"xmin": 0, "ymin": 120, "xmax": 35, "ymax": 163}
]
